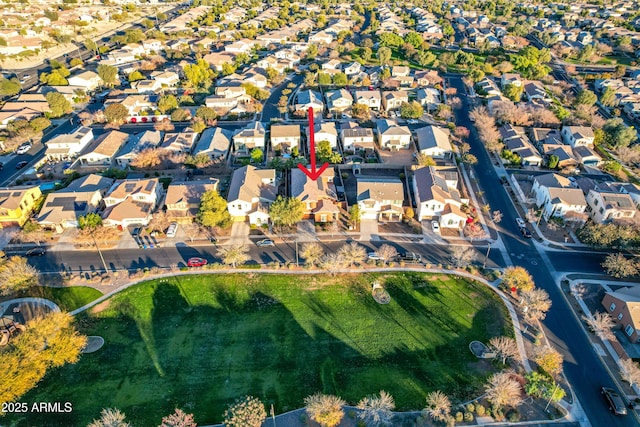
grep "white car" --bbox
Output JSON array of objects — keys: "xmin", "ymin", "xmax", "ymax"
[
  {"xmin": 166, "ymin": 222, "xmax": 178, "ymax": 238},
  {"xmin": 431, "ymin": 221, "xmax": 440, "ymax": 233},
  {"xmin": 367, "ymin": 252, "xmax": 383, "ymax": 260},
  {"xmin": 16, "ymin": 143, "xmax": 31, "ymax": 155},
  {"xmin": 515, "ymin": 218, "xmax": 526, "ymax": 229}
]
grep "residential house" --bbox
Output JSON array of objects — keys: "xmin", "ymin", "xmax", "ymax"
[
  {"xmin": 586, "ymin": 188, "xmax": 638, "ymax": 223},
  {"xmin": 542, "ymin": 143, "xmax": 579, "ymax": 170},
  {"xmin": 325, "ymin": 89, "xmax": 353, "ymax": 113},
  {"xmin": 344, "ymin": 62, "xmax": 362, "ymax": 76},
  {"xmin": 115, "ymin": 130, "xmax": 163, "ymax": 167},
  {"xmin": 412, "ymin": 166, "xmax": 467, "ymax": 227},
  {"xmin": 414, "ymin": 70, "xmax": 442, "ymax": 87},
  {"xmin": 193, "ymin": 127, "xmax": 233, "ymax": 161},
  {"xmin": 356, "ymin": 177, "xmax": 404, "ymax": 222},
  {"xmin": 0, "ymin": 100, "xmax": 50, "ymax": 128},
  {"xmin": 202, "ymin": 52, "xmax": 236, "ymax": 71},
  {"xmin": 44, "ymin": 126, "xmax": 94, "ymax": 161},
  {"xmin": 165, "ymin": 180, "xmax": 219, "ymax": 224},
  {"xmin": 414, "ymin": 125, "xmax": 452, "ymax": 158},
  {"xmin": 354, "ymin": 90, "xmax": 382, "ymax": 110},
  {"xmin": 500, "ymin": 124, "xmax": 543, "ymax": 166},
  {"xmin": 161, "ymin": 131, "xmax": 198, "ymax": 154},
  {"xmin": 234, "ymin": 121, "xmax": 266, "ymax": 152},
  {"xmin": 270, "ymin": 124, "xmax": 301, "ymax": 151},
  {"xmin": 530, "ymin": 128, "xmax": 562, "ymax": 148},
  {"xmin": 227, "ymin": 165, "xmax": 277, "ymax": 225},
  {"xmin": 322, "ymin": 59, "xmax": 341, "ymax": 70},
  {"xmin": 531, "ymin": 173, "xmax": 588, "ymax": 222},
  {"xmin": 205, "ymin": 95, "xmax": 238, "ymax": 111},
  {"xmin": 416, "ymin": 88, "xmax": 441, "ymax": 110},
  {"xmin": 0, "ymin": 185, "xmax": 42, "ymax": 228},
  {"xmin": 36, "ymin": 174, "xmax": 114, "ymax": 232},
  {"xmin": 75, "ymin": 130, "xmax": 129, "ymax": 167},
  {"xmin": 225, "ymin": 39, "xmax": 254, "ymax": 54},
  {"xmin": 391, "ymin": 66, "xmax": 410, "ymax": 77},
  {"xmin": 214, "ymin": 85, "xmax": 248, "ymax": 99},
  {"xmin": 382, "ymin": 91, "xmax": 409, "ymax": 111},
  {"xmin": 524, "ymin": 81, "xmax": 548, "ymax": 102},
  {"xmin": 602, "ymin": 287, "xmax": 640, "ymax": 343},
  {"xmin": 309, "ymin": 30, "xmax": 334, "ymax": 44},
  {"xmin": 612, "ymin": 182, "xmax": 640, "ymax": 209},
  {"xmin": 114, "ymin": 95, "xmax": 156, "ymax": 118},
  {"xmin": 573, "ymin": 145, "xmax": 602, "ymax": 167},
  {"xmin": 295, "ymin": 90, "xmax": 324, "ymax": 113},
  {"xmin": 561, "ymin": 125, "xmax": 595, "ymax": 148},
  {"xmin": 102, "ymin": 178, "xmax": 163, "ymax": 227},
  {"xmin": 500, "ymin": 73, "xmax": 523, "ymax": 88},
  {"xmin": 291, "ymin": 168, "xmax": 339, "ymax": 222},
  {"xmin": 476, "ymin": 77, "xmax": 501, "ymax": 96},
  {"xmin": 67, "ymin": 71, "xmax": 103, "ymax": 91},
  {"xmin": 309, "ymin": 122, "xmax": 338, "ymax": 149},
  {"xmin": 340, "ymin": 123, "xmax": 376, "ymax": 153},
  {"xmin": 376, "ymin": 119, "xmax": 412, "ymax": 151},
  {"xmin": 142, "ymin": 39, "xmax": 164, "ymax": 54},
  {"xmin": 150, "ymin": 71, "xmax": 180, "ymax": 87}
]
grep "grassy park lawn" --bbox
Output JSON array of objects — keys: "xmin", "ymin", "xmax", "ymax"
[
  {"xmin": 10, "ymin": 272, "xmax": 511, "ymax": 426},
  {"xmin": 14, "ymin": 285, "xmax": 103, "ymax": 312}
]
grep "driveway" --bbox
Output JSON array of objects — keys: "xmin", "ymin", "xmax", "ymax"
[
  {"xmin": 229, "ymin": 222, "xmax": 251, "ymax": 245},
  {"xmin": 296, "ymin": 220, "xmax": 316, "ymax": 242},
  {"xmin": 359, "ymin": 219, "xmax": 379, "ymax": 241}
]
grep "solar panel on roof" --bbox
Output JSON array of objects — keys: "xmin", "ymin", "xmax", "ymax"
[
  {"xmin": 144, "ymin": 181, "xmax": 155, "ymax": 192},
  {"xmin": 125, "ymin": 183, "xmax": 136, "ymax": 192},
  {"xmin": 0, "ymin": 192, "xmax": 10, "ymax": 198},
  {"xmin": 12, "ymin": 192, "xmax": 21, "ymax": 197}
]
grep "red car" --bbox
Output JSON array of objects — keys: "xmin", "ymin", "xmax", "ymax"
[{"xmin": 187, "ymin": 257, "xmax": 208, "ymax": 267}]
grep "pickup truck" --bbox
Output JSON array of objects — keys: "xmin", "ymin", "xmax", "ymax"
[{"xmin": 396, "ymin": 252, "xmax": 422, "ymax": 263}]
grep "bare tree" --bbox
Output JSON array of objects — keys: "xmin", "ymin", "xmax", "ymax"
[
  {"xmin": 620, "ymin": 358, "xmax": 640, "ymax": 388},
  {"xmin": 424, "ymin": 390, "xmax": 451, "ymax": 423},
  {"xmin": 449, "ymin": 246, "xmax": 475, "ymax": 268},
  {"xmin": 0, "ymin": 256, "xmax": 39, "ymax": 296},
  {"xmin": 520, "ymin": 288, "xmax": 552, "ymax": 323},
  {"xmin": 489, "ymin": 336, "xmax": 521, "ymax": 365},
  {"xmin": 304, "ymin": 393, "xmax": 346, "ymax": 427},
  {"xmin": 159, "ymin": 408, "xmax": 197, "ymax": 427},
  {"xmin": 131, "ymin": 148, "xmax": 163, "ymax": 169},
  {"xmin": 320, "ymin": 253, "xmax": 346, "ymax": 275},
  {"xmin": 88, "ymin": 408, "xmax": 130, "ymax": 427},
  {"xmin": 148, "ymin": 210, "xmax": 171, "ymax": 234},
  {"xmin": 217, "ymin": 244, "xmax": 249, "ymax": 268},
  {"xmin": 338, "ymin": 241, "xmax": 367, "ymax": 267},
  {"xmin": 301, "ymin": 242, "xmax": 324, "ymax": 266},
  {"xmin": 533, "ymin": 346, "xmax": 564, "ymax": 377},
  {"xmin": 583, "ymin": 311, "xmax": 615, "ymax": 340},
  {"xmin": 154, "ymin": 118, "xmax": 175, "ymax": 132},
  {"xmin": 357, "ymin": 391, "xmax": 395, "ymax": 426},
  {"xmin": 223, "ymin": 396, "xmax": 266, "ymax": 427},
  {"xmin": 602, "ymin": 253, "xmax": 638, "ymax": 278},
  {"xmin": 502, "ymin": 266, "xmax": 535, "ymax": 292},
  {"xmin": 616, "ymin": 146, "xmax": 640, "ymax": 164},
  {"xmin": 485, "ymin": 372, "xmax": 522, "ymax": 409},
  {"xmin": 375, "ymin": 244, "xmax": 398, "ymax": 266}
]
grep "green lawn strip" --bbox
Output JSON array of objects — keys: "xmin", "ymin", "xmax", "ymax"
[
  {"xmin": 15, "ymin": 286, "xmax": 103, "ymax": 312},
  {"xmin": 9, "ymin": 273, "xmax": 511, "ymax": 427}
]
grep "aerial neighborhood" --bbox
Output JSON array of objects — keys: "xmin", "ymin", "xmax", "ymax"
[{"xmin": 2, "ymin": 0, "xmax": 640, "ymax": 426}]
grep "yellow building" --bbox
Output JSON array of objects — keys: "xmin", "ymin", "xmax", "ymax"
[{"xmin": 0, "ymin": 185, "xmax": 42, "ymax": 228}]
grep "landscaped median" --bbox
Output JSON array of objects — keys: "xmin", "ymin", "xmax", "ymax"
[{"xmin": 6, "ymin": 272, "xmax": 514, "ymax": 426}]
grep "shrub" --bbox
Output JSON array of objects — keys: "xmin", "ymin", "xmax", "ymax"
[
  {"xmin": 476, "ymin": 404, "xmax": 485, "ymax": 416},
  {"xmin": 464, "ymin": 412, "xmax": 473, "ymax": 422},
  {"xmin": 455, "ymin": 412, "xmax": 463, "ymax": 422},
  {"xmin": 507, "ymin": 410, "xmax": 520, "ymax": 422},
  {"xmin": 466, "ymin": 403, "xmax": 475, "ymax": 413}
]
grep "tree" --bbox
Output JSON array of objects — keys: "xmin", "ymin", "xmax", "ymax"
[
  {"xmin": 191, "ymin": 119, "xmax": 206, "ymax": 133},
  {"xmin": 620, "ymin": 359, "xmax": 640, "ymax": 388},
  {"xmin": 351, "ymin": 103, "xmax": 370, "ymax": 120},
  {"xmin": 317, "ymin": 72, "xmax": 332, "ymax": 86},
  {"xmin": 503, "ymin": 83, "xmax": 523, "ymax": 102},
  {"xmin": 521, "ymin": 288, "xmax": 552, "ymax": 323},
  {"xmin": 339, "ymin": 241, "xmax": 367, "ymax": 267},
  {"xmin": 217, "ymin": 245, "xmax": 250, "ymax": 268},
  {"xmin": 131, "ymin": 148, "xmax": 162, "ymax": 168},
  {"xmin": 97, "ymin": 64, "xmax": 118, "ymax": 87},
  {"xmin": 583, "ymin": 311, "xmax": 615, "ymax": 340},
  {"xmin": 45, "ymin": 92, "xmax": 71, "ymax": 118},
  {"xmin": 524, "ymin": 372, "xmax": 565, "ymax": 402},
  {"xmin": 534, "ymin": 346, "xmax": 563, "ymax": 377},
  {"xmin": 158, "ymin": 94, "xmax": 179, "ymax": 114},
  {"xmin": 399, "ymin": 101, "xmax": 423, "ymax": 119},
  {"xmin": 183, "ymin": 59, "xmax": 215, "ymax": 89},
  {"xmin": 415, "ymin": 153, "xmax": 435, "ymax": 167},
  {"xmin": 128, "ymin": 70, "xmax": 144, "ymax": 82},
  {"xmin": 449, "ymin": 246, "xmax": 475, "ymax": 268},
  {"xmin": 0, "ymin": 77, "xmax": 21, "ymax": 96},
  {"xmin": 600, "ymin": 87, "xmax": 616, "ymax": 107},
  {"xmin": 485, "ymin": 372, "xmax": 522, "ymax": 409},
  {"xmin": 602, "ymin": 253, "xmax": 638, "ymax": 278},
  {"xmin": 320, "ymin": 253, "xmax": 346, "ymax": 275},
  {"xmin": 575, "ymin": 89, "xmax": 597, "ymax": 106},
  {"xmin": 250, "ymin": 148, "xmax": 263, "ymax": 164},
  {"xmin": 196, "ymin": 106, "xmax": 217, "ymax": 122},
  {"xmin": 333, "ymin": 72, "xmax": 348, "ymax": 87},
  {"xmin": 375, "ymin": 244, "xmax": 397, "ymax": 266},
  {"xmin": 197, "ymin": 190, "xmax": 232, "ymax": 228},
  {"xmin": 304, "ymin": 393, "xmax": 346, "ymax": 427},
  {"xmin": 301, "ymin": 242, "xmax": 324, "ymax": 266},
  {"xmin": 104, "ymin": 103, "xmax": 128, "ymax": 124},
  {"xmin": 78, "ymin": 212, "xmax": 103, "ymax": 229},
  {"xmin": 171, "ymin": 109, "xmax": 190, "ymax": 122},
  {"xmin": 349, "ymin": 204, "xmax": 361, "ymax": 225},
  {"xmin": 30, "ymin": 117, "xmax": 51, "ymax": 133},
  {"xmin": 462, "ymin": 153, "xmax": 478, "ymax": 165},
  {"xmin": 0, "ymin": 256, "xmax": 38, "ymax": 296},
  {"xmin": 377, "ymin": 46, "xmax": 391, "ymax": 66},
  {"xmin": 502, "ymin": 266, "xmax": 535, "ymax": 292},
  {"xmin": 424, "ymin": 391, "xmax": 451, "ymax": 423},
  {"xmin": 155, "ymin": 118, "xmax": 175, "ymax": 132},
  {"xmin": 357, "ymin": 391, "xmax": 395, "ymax": 426},
  {"xmin": 0, "ymin": 312, "xmax": 86, "ymax": 405},
  {"xmin": 223, "ymin": 395, "xmax": 266, "ymax": 427},
  {"xmin": 547, "ymin": 154, "xmax": 559, "ymax": 169},
  {"xmin": 89, "ymin": 408, "xmax": 130, "ymax": 427},
  {"xmin": 603, "ymin": 118, "xmax": 637, "ymax": 148},
  {"xmin": 489, "ymin": 336, "xmax": 520, "ymax": 365},
  {"xmin": 148, "ymin": 210, "xmax": 171, "ymax": 235},
  {"xmin": 269, "ymin": 196, "xmax": 304, "ymax": 227}
]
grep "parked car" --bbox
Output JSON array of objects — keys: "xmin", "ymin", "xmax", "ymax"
[
  {"xmin": 25, "ymin": 247, "xmax": 45, "ymax": 256},
  {"xmin": 367, "ymin": 252, "xmax": 383, "ymax": 260},
  {"xmin": 16, "ymin": 143, "xmax": 31, "ymax": 155},
  {"xmin": 15, "ymin": 161, "xmax": 28, "ymax": 169},
  {"xmin": 187, "ymin": 257, "xmax": 208, "ymax": 267},
  {"xmin": 431, "ymin": 221, "xmax": 440, "ymax": 233},
  {"xmin": 256, "ymin": 239, "xmax": 274, "ymax": 247},
  {"xmin": 166, "ymin": 222, "xmax": 178, "ymax": 238},
  {"xmin": 130, "ymin": 227, "xmax": 141, "ymax": 237},
  {"xmin": 601, "ymin": 387, "xmax": 627, "ymax": 416},
  {"xmin": 515, "ymin": 218, "xmax": 526, "ymax": 228},
  {"xmin": 396, "ymin": 251, "xmax": 422, "ymax": 263},
  {"xmin": 520, "ymin": 227, "xmax": 532, "ymax": 238}
]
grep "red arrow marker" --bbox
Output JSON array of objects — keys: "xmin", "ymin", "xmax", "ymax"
[{"xmin": 298, "ymin": 107, "xmax": 329, "ymax": 181}]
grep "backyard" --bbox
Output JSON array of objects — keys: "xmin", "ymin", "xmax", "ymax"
[{"xmin": 8, "ymin": 272, "xmax": 512, "ymax": 426}]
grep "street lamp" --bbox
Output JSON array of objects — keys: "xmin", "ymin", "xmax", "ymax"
[
  {"xmin": 482, "ymin": 242, "xmax": 491, "ymax": 269},
  {"xmin": 91, "ymin": 233, "xmax": 109, "ymax": 274}
]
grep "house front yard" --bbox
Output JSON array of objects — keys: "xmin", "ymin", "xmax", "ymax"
[{"xmin": 8, "ymin": 272, "xmax": 512, "ymax": 426}]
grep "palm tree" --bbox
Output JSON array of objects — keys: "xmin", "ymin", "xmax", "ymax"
[
  {"xmin": 357, "ymin": 390, "xmax": 395, "ymax": 426},
  {"xmin": 304, "ymin": 393, "xmax": 346, "ymax": 427},
  {"xmin": 485, "ymin": 372, "xmax": 522, "ymax": 409},
  {"xmin": 159, "ymin": 408, "xmax": 196, "ymax": 427},
  {"xmin": 88, "ymin": 408, "xmax": 130, "ymax": 427},
  {"xmin": 424, "ymin": 390, "xmax": 451, "ymax": 423},
  {"xmin": 338, "ymin": 241, "xmax": 367, "ymax": 267}
]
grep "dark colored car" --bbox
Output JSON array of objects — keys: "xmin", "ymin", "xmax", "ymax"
[
  {"xmin": 256, "ymin": 239, "xmax": 275, "ymax": 247},
  {"xmin": 25, "ymin": 247, "xmax": 46, "ymax": 256},
  {"xmin": 520, "ymin": 227, "xmax": 532, "ymax": 238},
  {"xmin": 15, "ymin": 161, "xmax": 28, "ymax": 169},
  {"xmin": 602, "ymin": 387, "xmax": 627, "ymax": 416},
  {"xmin": 187, "ymin": 257, "xmax": 208, "ymax": 267},
  {"xmin": 130, "ymin": 227, "xmax": 141, "ymax": 237},
  {"xmin": 396, "ymin": 251, "xmax": 422, "ymax": 263}
]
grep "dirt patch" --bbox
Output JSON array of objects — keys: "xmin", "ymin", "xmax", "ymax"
[{"xmin": 91, "ymin": 300, "xmax": 110, "ymax": 314}]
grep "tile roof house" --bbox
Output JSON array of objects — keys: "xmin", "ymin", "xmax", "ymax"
[
  {"xmin": 340, "ymin": 123, "xmax": 376, "ymax": 153},
  {"xmin": 412, "ymin": 166, "xmax": 467, "ymax": 227},
  {"xmin": 36, "ymin": 174, "xmax": 114, "ymax": 232},
  {"xmin": 295, "ymin": 90, "xmax": 324, "ymax": 113},
  {"xmin": 500, "ymin": 73, "xmax": 523, "ymax": 88},
  {"xmin": 414, "ymin": 125, "xmax": 452, "ymax": 158},
  {"xmin": 234, "ymin": 121, "xmax": 266, "ymax": 152},
  {"xmin": 542, "ymin": 143, "xmax": 579, "ymax": 169},
  {"xmin": 193, "ymin": 127, "xmax": 233, "ymax": 161},
  {"xmin": 325, "ymin": 89, "xmax": 353, "ymax": 113},
  {"xmin": 382, "ymin": 90, "xmax": 409, "ymax": 111},
  {"xmin": 102, "ymin": 178, "xmax": 163, "ymax": 227},
  {"xmin": 602, "ymin": 287, "xmax": 640, "ymax": 343},
  {"xmin": 414, "ymin": 70, "xmax": 443, "ymax": 86},
  {"xmin": 67, "ymin": 71, "xmax": 103, "ymax": 91},
  {"xmin": 0, "ymin": 185, "xmax": 42, "ymax": 228},
  {"xmin": 531, "ymin": 173, "xmax": 588, "ymax": 223},
  {"xmin": 160, "ymin": 131, "xmax": 198, "ymax": 154},
  {"xmin": 291, "ymin": 168, "xmax": 339, "ymax": 222},
  {"xmin": 356, "ymin": 176, "xmax": 404, "ymax": 222},
  {"xmin": 270, "ymin": 124, "xmax": 301, "ymax": 151},
  {"xmin": 308, "ymin": 121, "xmax": 338, "ymax": 150},
  {"xmin": 376, "ymin": 119, "xmax": 412, "ymax": 151},
  {"xmin": 416, "ymin": 88, "xmax": 441, "ymax": 110},
  {"xmin": 354, "ymin": 90, "xmax": 382, "ymax": 110},
  {"xmin": 586, "ymin": 188, "xmax": 638, "ymax": 224},
  {"xmin": 75, "ymin": 130, "xmax": 129, "ymax": 167},
  {"xmin": 227, "ymin": 166, "xmax": 277, "ymax": 225},
  {"xmin": 165, "ymin": 180, "xmax": 219, "ymax": 224},
  {"xmin": 45, "ymin": 126, "xmax": 94, "ymax": 161},
  {"xmin": 115, "ymin": 130, "xmax": 163, "ymax": 167},
  {"xmin": 561, "ymin": 125, "xmax": 595, "ymax": 148}
]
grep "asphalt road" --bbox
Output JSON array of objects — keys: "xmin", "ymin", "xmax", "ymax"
[
  {"xmin": 261, "ymin": 73, "xmax": 305, "ymax": 124},
  {"xmin": 448, "ymin": 75, "xmax": 639, "ymax": 427}
]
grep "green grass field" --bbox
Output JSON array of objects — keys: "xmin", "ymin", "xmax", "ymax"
[
  {"xmin": 9, "ymin": 273, "xmax": 511, "ymax": 426},
  {"xmin": 15, "ymin": 285, "xmax": 103, "ymax": 312}
]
